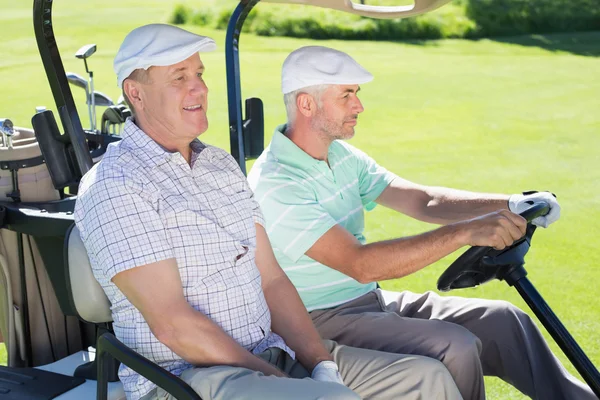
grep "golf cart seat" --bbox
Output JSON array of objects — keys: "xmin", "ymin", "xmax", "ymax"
[
  {"xmin": 33, "ymin": 224, "xmax": 126, "ymax": 400},
  {"xmin": 35, "ymin": 224, "xmax": 200, "ymax": 400}
]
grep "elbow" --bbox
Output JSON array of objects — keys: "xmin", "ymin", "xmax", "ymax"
[
  {"xmin": 354, "ymin": 274, "xmax": 372, "ymax": 285},
  {"xmin": 347, "ymin": 257, "xmax": 375, "ymax": 285},
  {"xmin": 151, "ymin": 319, "xmax": 179, "ymax": 349},
  {"xmin": 149, "ymin": 308, "xmax": 192, "ymax": 350},
  {"xmin": 354, "ymin": 270, "xmax": 376, "ymax": 285}
]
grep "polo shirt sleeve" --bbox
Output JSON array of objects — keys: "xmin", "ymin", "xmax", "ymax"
[
  {"xmin": 259, "ymin": 181, "xmax": 337, "ymax": 262},
  {"xmin": 351, "ymin": 145, "xmax": 396, "ymax": 208},
  {"xmin": 74, "ymin": 172, "xmax": 174, "ymax": 281}
]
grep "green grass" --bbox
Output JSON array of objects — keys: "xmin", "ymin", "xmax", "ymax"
[{"xmin": 1, "ymin": 1, "xmax": 599, "ymax": 398}]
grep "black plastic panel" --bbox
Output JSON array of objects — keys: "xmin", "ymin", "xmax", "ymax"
[{"xmin": 0, "ymin": 366, "xmax": 85, "ymax": 399}]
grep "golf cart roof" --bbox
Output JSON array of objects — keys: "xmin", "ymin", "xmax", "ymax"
[{"xmin": 263, "ymin": 0, "xmax": 452, "ymax": 18}]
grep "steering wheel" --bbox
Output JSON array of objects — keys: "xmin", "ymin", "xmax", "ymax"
[{"xmin": 437, "ymin": 201, "xmax": 550, "ymax": 292}]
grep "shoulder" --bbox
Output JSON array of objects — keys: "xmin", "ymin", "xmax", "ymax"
[
  {"xmin": 75, "ymin": 142, "xmax": 158, "ymax": 230},
  {"xmin": 201, "ymin": 143, "xmax": 248, "ymax": 179},
  {"xmin": 79, "ymin": 141, "xmax": 152, "ymax": 198},
  {"xmin": 248, "ymin": 148, "xmax": 310, "ymax": 199}
]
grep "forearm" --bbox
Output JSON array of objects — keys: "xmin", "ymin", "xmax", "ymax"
[
  {"xmin": 377, "ymin": 178, "xmax": 510, "ymax": 225},
  {"xmin": 421, "ymin": 186, "xmax": 509, "ymax": 224},
  {"xmin": 353, "ymin": 223, "xmax": 468, "ymax": 282},
  {"xmin": 154, "ymin": 306, "xmax": 285, "ymax": 377},
  {"xmin": 263, "ymin": 275, "xmax": 332, "ymax": 371}
]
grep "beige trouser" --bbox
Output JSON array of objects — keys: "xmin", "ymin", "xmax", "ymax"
[
  {"xmin": 151, "ymin": 339, "xmax": 462, "ymax": 399},
  {"xmin": 310, "ymin": 289, "xmax": 596, "ymax": 400}
]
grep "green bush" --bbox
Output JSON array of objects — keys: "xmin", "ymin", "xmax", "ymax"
[
  {"xmin": 191, "ymin": 9, "xmax": 213, "ymax": 27},
  {"xmin": 170, "ymin": 4, "xmax": 215, "ymax": 27},
  {"xmin": 466, "ymin": 0, "xmax": 600, "ymax": 36},
  {"xmin": 170, "ymin": 4, "xmax": 191, "ymax": 25}
]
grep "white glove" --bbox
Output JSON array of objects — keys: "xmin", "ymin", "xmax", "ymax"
[
  {"xmin": 311, "ymin": 361, "xmax": 345, "ymax": 386},
  {"xmin": 508, "ymin": 191, "xmax": 561, "ymax": 228}
]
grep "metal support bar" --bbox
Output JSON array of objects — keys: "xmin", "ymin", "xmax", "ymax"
[
  {"xmin": 33, "ymin": 0, "xmax": 93, "ymax": 176},
  {"xmin": 514, "ymin": 277, "xmax": 600, "ymax": 397},
  {"xmin": 225, "ymin": 0, "xmax": 260, "ymax": 174},
  {"xmin": 97, "ymin": 332, "xmax": 201, "ymax": 400},
  {"xmin": 17, "ymin": 234, "xmax": 32, "ymax": 366}
]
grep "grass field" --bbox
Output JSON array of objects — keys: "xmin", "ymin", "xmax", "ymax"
[{"xmin": 1, "ymin": 0, "xmax": 599, "ymax": 398}]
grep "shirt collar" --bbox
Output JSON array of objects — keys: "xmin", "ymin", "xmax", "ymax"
[
  {"xmin": 121, "ymin": 118, "xmax": 206, "ymax": 167},
  {"xmin": 270, "ymin": 124, "xmax": 321, "ymax": 170}
]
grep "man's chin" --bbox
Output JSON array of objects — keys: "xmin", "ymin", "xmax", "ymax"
[
  {"xmin": 341, "ymin": 128, "xmax": 355, "ymax": 140},
  {"xmin": 185, "ymin": 119, "xmax": 208, "ymax": 137}
]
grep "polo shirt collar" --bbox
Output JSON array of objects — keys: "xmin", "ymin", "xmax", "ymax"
[{"xmin": 271, "ymin": 124, "xmax": 321, "ymax": 171}]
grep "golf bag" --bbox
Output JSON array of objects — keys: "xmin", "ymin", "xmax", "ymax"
[{"xmin": 0, "ymin": 126, "xmax": 84, "ymax": 367}]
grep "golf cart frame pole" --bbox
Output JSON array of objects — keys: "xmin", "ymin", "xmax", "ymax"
[
  {"xmin": 225, "ymin": 0, "xmax": 260, "ymax": 174},
  {"xmin": 33, "ymin": 0, "xmax": 93, "ymax": 175},
  {"xmin": 513, "ymin": 277, "xmax": 600, "ymax": 397}
]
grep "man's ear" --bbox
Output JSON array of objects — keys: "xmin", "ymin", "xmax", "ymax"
[
  {"xmin": 123, "ymin": 79, "xmax": 143, "ymax": 111},
  {"xmin": 296, "ymin": 93, "xmax": 317, "ymax": 118}
]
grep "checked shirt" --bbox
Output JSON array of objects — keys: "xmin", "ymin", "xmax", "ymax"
[{"xmin": 74, "ymin": 119, "xmax": 292, "ymax": 400}]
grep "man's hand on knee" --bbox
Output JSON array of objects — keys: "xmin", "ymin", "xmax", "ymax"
[{"xmin": 311, "ymin": 361, "xmax": 345, "ymax": 386}]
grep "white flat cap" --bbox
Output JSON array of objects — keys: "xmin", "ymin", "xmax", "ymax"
[
  {"xmin": 114, "ymin": 24, "xmax": 216, "ymax": 88},
  {"xmin": 281, "ymin": 46, "xmax": 373, "ymax": 94}
]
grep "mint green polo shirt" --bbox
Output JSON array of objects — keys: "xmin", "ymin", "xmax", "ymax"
[{"xmin": 247, "ymin": 124, "xmax": 396, "ymax": 311}]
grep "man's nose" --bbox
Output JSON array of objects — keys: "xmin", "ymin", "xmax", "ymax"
[
  {"xmin": 190, "ymin": 78, "xmax": 208, "ymax": 95},
  {"xmin": 353, "ymin": 97, "xmax": 364, "ymax": 114}
]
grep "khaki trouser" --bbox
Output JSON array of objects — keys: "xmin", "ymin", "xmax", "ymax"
[
  {"xmin": 310, "ymin": 289, "xmax": 596, "ymax": 400},
  {"xmin": 151, "ymin": 339, "xmax": 462, "ymax": 399}
]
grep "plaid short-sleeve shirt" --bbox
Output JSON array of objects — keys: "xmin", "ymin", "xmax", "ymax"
[{"xmin": 74, "ymin": 119, "xmax": 292, "ymax": 400}]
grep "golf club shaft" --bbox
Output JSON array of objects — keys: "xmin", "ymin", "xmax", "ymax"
[
  {"xmin": 85, "ymin": 86, "xmax": 93, "ymax": 131},
  {"xmin": 514, "ymin": 277, "xmax": 600, "ymax": 398},
  {"xmin": 89, "ymin": 71, "xmax": 96, "ymax": 131}
]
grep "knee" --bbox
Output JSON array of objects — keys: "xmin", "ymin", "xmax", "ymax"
[
  {"xmin": 417, "ymin": 356, "xmax": 453, "ymax": 376},
  {"xmin": 485, "ymin": 300, "xmax": 534, "ymax": 327},
  {"xmin": 440, "ymin": 323, "xmax": 482, "ymax": 360},
  {"xmin": 413, "ymin": 357, "xmax": 460, "ymax": 390},
  {"xmin": 325, "ymin": 385, "xmax": 361, "ymax": 400}
]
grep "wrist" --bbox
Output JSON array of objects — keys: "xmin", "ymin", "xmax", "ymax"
[
  {"xmin": 446, "ymin": 222, "xmax": 471, "ymax": 249},
  {"xmin": 250, "ymin": 354, "xmax": 287, "ymax": 377},
  {"xmin": 308, "ymin": 353, "xmax": 333, "ymax": 371}
]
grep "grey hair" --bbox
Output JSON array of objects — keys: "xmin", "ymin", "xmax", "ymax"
[{"xmin": 283, "ymin": 84, "xmax": 329, "ymax": 127}]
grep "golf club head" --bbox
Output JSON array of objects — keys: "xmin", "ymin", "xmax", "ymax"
[
  {"xmin": 115, "ymin": 105, "xmax": 132, "ymax": 121},
  {"xmin": 117, "ymin": 94, "xmax": 126, "ymax": 105},
  {"xmin": 0, "ymin": 118, "xmax": 14, "ymax": 135},
  {"xmin": 102, "ymin": 105, "xmax": 130, "ymax": 124},
  {"xmin": 101, "ymin": 105, "xmax": 131, "ymax": 134},
  {"xmin": 100, "ymin": 104, "xmax": 131, "ymax": 134},
  {"xmin": 66, "ymin": 72, "xmax": 88, "ymax": 90},
  {"xmin": 88, "ymin": 91, "xmax": 114, "ymax": 107},
  {"xmin": 75, "ymin": 44, "xmax": 97, "ymax": 60}
]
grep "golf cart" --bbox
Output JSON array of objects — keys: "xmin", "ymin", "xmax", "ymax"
[{"xmin": 0, "ymin": 0, "xmax": 597, "ymax": 399}]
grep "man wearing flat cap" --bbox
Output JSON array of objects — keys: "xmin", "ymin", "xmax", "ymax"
[
  {"xmin": 74, "ymin": 25, "xmax": 462, "ymax": 400},
  {"xmin": 248, "ymin": 45, "xmax": 596, "ymax": 400}
]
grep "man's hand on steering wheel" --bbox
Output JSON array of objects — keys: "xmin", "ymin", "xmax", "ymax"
[
  {"xmin": 459, "ymin": 210, "xmax": 527, "ymax": 250},
  {"xmin": 438, "ymin": 201, "xmax": 551, "ymax": 292},
  {"xmin": 508, "ymin": 191, "xmax": 561, "ymax": 228}
]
